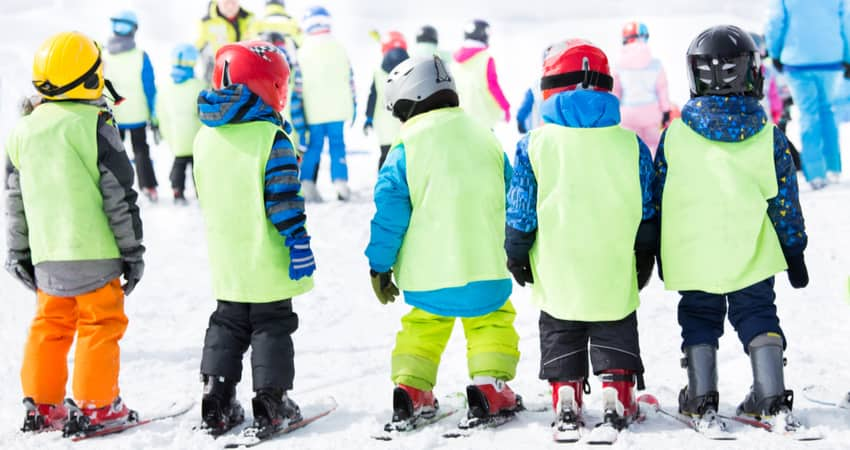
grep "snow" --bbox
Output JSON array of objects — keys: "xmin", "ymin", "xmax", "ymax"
[{"xmin": 1, "ymin": 0, "xmax": 850, "ymax": 448}]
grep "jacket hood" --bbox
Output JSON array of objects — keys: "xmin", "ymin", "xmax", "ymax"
[
  {"xmin": 618, "ymin": 41, "xmax": 653, "ymax": 69},
  {"xmin": 541, "ymin": 90, "xmax": 621, "ymax": 128},
  {"xmin": 198, "ymin": 84, "xmax": 281, "ymax": 128},
  {"xmin": 681, "ymin": 95, "xmax": 768, "ymax": 142}
]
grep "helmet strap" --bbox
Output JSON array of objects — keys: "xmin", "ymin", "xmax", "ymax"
[
  {"xmin": 34, "ymin": 53, "xmax": 102, "ymax": 98},
  {"xmin": 540, "ymin": 70, "xmax": 613, "ymax": 92}
]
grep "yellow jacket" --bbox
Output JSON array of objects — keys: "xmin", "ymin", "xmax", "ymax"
[
  {"xmin": 249, "ymin": 3, "xmax": 303, "ymax": 47},
  {"xmin": 196, "ymin": 2, "xmax": 254, "ymax": 55}
]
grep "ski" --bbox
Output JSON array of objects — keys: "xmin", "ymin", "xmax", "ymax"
[
  {"xmin": 640, "ymin": 395, "xmax": 735, "ymax": 440},
  {"xmin": 580, "ymin": 394, "xmax": 656, "ymax": 445},
  {"xmin": 222, "ymin": 397, "xmax": 337, "ymax": 448},
  {"xmin": 442, "ymin": 410, "xmax": 519, "ymax": 438},
  {"xmin": 718, "ymin": 413, "xmax": 823, "ymax": 441},
  {"xmin": 552, "ymin": 414, "xmax": 585, "ymax": 443},
  {"xmin": 802, "ymin": 384, "xmax": 850, "ymax": 409},
  {"xmin": 371, "ymin": 407, "xmax": 459, "ymax": 441},
  {"xmin": 69, "ymin": 401, "xmax": 195, "ymax": 442}
]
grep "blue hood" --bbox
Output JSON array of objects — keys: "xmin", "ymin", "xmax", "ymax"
[
  {"xmin": 540, "ymin": 90, "xmax": 621, "ymax": 128},
  {"xmin": 681, "ymin": 96, "xmax": 768, "ymax": 142},
  {"xmin": 198, "ymin": 84, "xmax": 282, "ymax": 128}
]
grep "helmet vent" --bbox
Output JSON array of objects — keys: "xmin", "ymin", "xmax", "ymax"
[{"xmin": 221, "ymin": 60, "xmax": 232, "ymax": 88}]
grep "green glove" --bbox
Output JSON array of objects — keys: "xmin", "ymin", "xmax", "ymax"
[{"xmin": 370, "ymin": 269, "xmax": 399, "ymax": 305}]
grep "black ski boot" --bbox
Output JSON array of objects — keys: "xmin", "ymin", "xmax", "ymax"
[
  {"xmin": 736, "ymin": 333, "xmax": 801, "ymax": 430},
  {"xmin": 200, "ymin": 375, "xmax": 245, "ymax": 436},
  {"xmin": 248, "ymin": 388, "xmax": 302, "ymax": 439},
  {"xmin": 678, "ymin": 344, "xmax": 730, "ymax": 437}
]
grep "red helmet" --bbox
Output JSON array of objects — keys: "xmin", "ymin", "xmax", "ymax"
[
  {"xmin": 541, "ymin": 39, "xmax": 612, "ymax": 100},
  {"xmin": 213, "ymin": 41, "xmax": 291, "ymax": 112},
  {"xmin": 381, "ymin": 31, "xmax": 407, "ymax": 54}
]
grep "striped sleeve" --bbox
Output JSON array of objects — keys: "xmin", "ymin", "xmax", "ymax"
[{"xmin": 264, "ymin": 131, "xmax": 307, "ymax": 241}]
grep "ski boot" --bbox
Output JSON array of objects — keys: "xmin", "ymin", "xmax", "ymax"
[
  {"xmin": 173, "ymin": 190, "xmax": 188, "ymax": 206},
  {"xmin": 462, "ymin": 376, "xmax": 522, "ymax": 429},
  {"xmin": 62, "ymin": 397, "xmax": 138, "ymax": 437},
  {"xmin": 142, "ymin": 187, "xmax": 158, "ymax": 203},
  {"xmin": 385, "ymin": 384, "xmax": 438, "ymax": 432},
  {"xmin": 551, "ymin": 379, "xmax": 585, "ymax": 442},
  {"xmin": 21, "ymin": 398, "xmax": 67, "ymax": 432},
  {"xmin": 334, "ymin": 180, "xmax": 351, "ymax": 201},
  {"xmin": 597, "ymin": 369, "xmax": 639, "ymax": 431},
  {"xmin": 200, "ymin": 375, "xmax": 245, "ymax": 436},
  {"xmin": 301, "ymin": 181, "xmax": 323, "ymax": 203},
  {"xmin": 678, "ymin": 344, "xmax": 729, "ymax": 436},
  {"xmin": 736, "ymin": 333, "xmax": 802, "ymax": 431},
  {"xmin": 245, "ymin": 389, "xmax": 302, "ymax": 439}
]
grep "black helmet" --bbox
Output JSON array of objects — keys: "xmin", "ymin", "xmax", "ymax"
[
  {"xmin": 686, "ymin": 25, "xmax": 763, "ymax": 98},
  {"xmin": 266, "ymin": 0, "xmax": 285, "ymax": 6},
  {"xmin": 417, "ymin": 25, "xmax": 438, "ymax": 44},
  {"xmin": 464, "ymin": 19, "xmax": 490, "ymax": 45}
]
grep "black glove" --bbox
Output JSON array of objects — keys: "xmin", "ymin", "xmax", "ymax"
[
  {"xmin": 517, "ymin": 121, "xmax": 528, "ymax": 134},
  {"xmin": 121, "ymin": 246, "xmax": 145, "ymax": 295},
  {"xmin": 661, "ymin": 111, "xmax": 671, "ymax": 128},
  {"xmin": 636, "ymin": 250, "xmax": 655, "ymax": 290},
  {"xmin": 5, "ymin": 251, "xmax": 35, "ymax": 291},
  {"xmin": 844, "ymin": 62, "xmax": 850, "ymax": 80},
  {"xmin": 507, "ymin": 257, "xmax": 533, "ymax": 286},
  {"xmin": 772, "ymin": 58, "xmax": 784, "ymax": 73},
  {"xmin": 149, "ymin": 120, "xmax": 161, "ymax": 145},
  {"xmin": 370, "ymin": 269, "xmax": 399, "ymax": 304},
  {"xmin": 784, "ymin": 251, "xmax": 809, "ymax": 288}
]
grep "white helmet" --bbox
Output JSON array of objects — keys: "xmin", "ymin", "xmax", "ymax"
[{"xmin": 384, "ymin": 55, "xmax": 458, "ymax": 121}]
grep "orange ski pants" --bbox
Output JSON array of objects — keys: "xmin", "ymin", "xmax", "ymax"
[{"xmin": 21, "ymin": 279, "xmax": 128, "ymax": 408}]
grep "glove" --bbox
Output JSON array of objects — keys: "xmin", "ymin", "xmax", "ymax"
[
  {"xmin": 784, "ymin": 251, "xmax": 809, "ymax": 288},
  {"xmin": 120, "ymin": 246, "xmax": 145, "ymax": 295},
  {"xmin": 661, "ymin": 110, "xmax": 671, "ymax": 128},
  {"xmin": 370, "ymin": 269, "xmax": 399, "ymax": 304},
  {"xmin": 286, "ymin": 236, "xmax": 316, "ymax": 280},
  {"xmin": 636, "ymin": 250, "xmax": 655, "ymax": 290},
  {"xmin": 844, "ymin": 62, "xmax": 850, "ymax": 80},
  {"xmin": 772, "ymin": 58, "xmax": 784, "ymax": 73},
  {"xmin": 517, "ymin": 121, "xmax": 527, "ymax": 134},
  {"xmin": 149, "ymin": 119, "xmax": 161, "ymax": 145},
  {"xmin": 363, "ymin": 117, "xmax": 373, "ymax": 136},
  {"xmin": 507, "ymin": 257, "xmax": 533, "ymax": 286},
  {"xmin": 6, "ymin": 251, "xmax": 36, "ymax": 292}
]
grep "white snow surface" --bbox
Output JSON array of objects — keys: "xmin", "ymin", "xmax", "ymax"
[{"xmin": 1, "ymin": 0, "xmax": 850, "ymax": 448}]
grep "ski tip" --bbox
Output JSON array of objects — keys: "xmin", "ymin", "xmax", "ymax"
[{"xmin": 637, "ymin": 393, "xmax": 660, "ymax": 410}]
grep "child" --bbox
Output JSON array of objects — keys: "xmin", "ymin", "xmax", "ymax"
[
  {"xmin": 409, "ymin": 25, "xmax": 451, "ymax": 61},
  {"xmin": 7, "ymin": 31, "xmax": 144, "ymax": 434},
  {"xmin": 515, "ymin": 50, "xmax": 547, "ymax": 134},
  {"xmin": 655, "ymin": 25, "xmax": 808, "ymax": 432},
  {"xmin": 366, "ymin": 55, "xmax": 521, "ymax": 431},
  {"xmin": 155, "ymin": 44, "xmax": 206, "ymax": 204},
  {"xmin": 103, "ymin": 10, "xmax": 159, "ymax": 201},
  {"xmin": 613, "ymin": 21, "xmax": 671, "ymax": 153},
  {"xmin": 193, "ymin": 41, "xmax": 316, "ymax": 437},
  {"xmin": 257, "ymin": 31, "xmax": 307, "ymax": 155},
  {"xmin": 451, "ymin": 19, "xmax": 511, "ymax": 129},
  {"xmin": 363, "ymin": 30, "xmax": 409, "ymax": 169},
  {"xmin": 297, "ymin": 6, "xmax": 356, "ymax": 201},
  {"xmin": 505, "ymin": 39, "xmax": 655, "ymax": 436}
]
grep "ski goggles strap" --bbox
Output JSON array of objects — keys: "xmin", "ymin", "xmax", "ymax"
[
  {"xmin": 540, "ymin": 70, "xmax": 613, "ymax": 91},
  {"xmin": 34, "ymin": 53, "xmax": 102, "ymax": 98}
]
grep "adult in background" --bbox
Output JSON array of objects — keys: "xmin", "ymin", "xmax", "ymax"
[
  {"xmin": 104, "ymin": 10, "xmax": 159, "ymax": 202},
  {"xmin": 765, "ymin": 0, "xmax": 850, "ymax": 189},
  {"xmin": 196, "ymin": 0, "xmax": 254, "ymax": 81}
]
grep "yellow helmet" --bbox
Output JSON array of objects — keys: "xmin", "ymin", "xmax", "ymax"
[{"xmin": 32, "ymin": 31, "xmax": 104, "ymax": 101}]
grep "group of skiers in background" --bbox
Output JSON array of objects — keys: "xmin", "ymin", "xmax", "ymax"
[{"xmin": 3, "ymin": 0, "xmax": 849, "ymax": 443}]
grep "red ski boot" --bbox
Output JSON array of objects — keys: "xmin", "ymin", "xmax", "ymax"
[
  {"xmin": 385, "ymin": 384, "xmax": 438, "ymax": 431},
  {"xmin": 599, "ymin": 369, "xmax": 639, "ymax": 430},
  {"xmin": 63, "ymin": 397, "xmax": 138, "ymax": 437},
  {"xmin": 464, "ymin": 377, "xmax": 523, "ymax": 428},
  {"xmin": 552, "ymin": 380, "xmax": 586, "ymax": 442},
  {"xmin": 21, "ymin": 398, "xmax": 68, "ymax": 432}
]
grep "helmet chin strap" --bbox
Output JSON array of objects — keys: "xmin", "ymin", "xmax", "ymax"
[{"xmin": 104, "ymin": 79, "xmax": 125, "ymax": 105}]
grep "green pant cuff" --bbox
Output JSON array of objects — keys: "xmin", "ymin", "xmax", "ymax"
[
  {"xmin": 392, "ymin": 354, "xmax": 439, "ymax": 391},
  {"xmin": 468, "ymin": 352, "xmax": 518, "ymax": 381}
]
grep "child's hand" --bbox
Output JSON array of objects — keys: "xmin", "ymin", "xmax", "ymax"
[
  {"xmin": 370, "ymin": 270, "xmax": 399, "ymax": 304},
  {"xmin": 5, "ymin": 250, "xmax": 35, "ymax": 291},
  {"xmin": 785, "ymin": 252, "xmax": 809, "ymax": 288},
  {"xmin": 286, "ymin": 236, "xmax": 315, "ymax": 280}
]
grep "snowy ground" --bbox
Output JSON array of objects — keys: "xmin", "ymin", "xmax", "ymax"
[{"xmin": 2, "ymin": 0, "xmax": 850, "ymax": 448}]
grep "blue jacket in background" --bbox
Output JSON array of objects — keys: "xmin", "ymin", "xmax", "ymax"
[
  {"xmin": 505, "ymin": 90, "xmax": 655, "ymax": 260},
  {"xmin": 198, "ymin": 85, "xmax": 308, "ymax": 245},
  {"xmin": 365, "ymin": 135, "xmax": 513, "ymax": 317},
  {"xmin": 652, "ymin": 96, "xmax": 807, "ymax": 256},
  {"xmin": 765, "ymin": 0, "xmax": 850, "ymax": 69}
]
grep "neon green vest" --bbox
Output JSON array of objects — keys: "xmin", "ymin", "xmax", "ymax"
[
  {"xmin": 661, "ymin": 120, "xmax": 786, "ymax": 294},
  {"xmin": 373, "ymin": 68, "xmax": 402, "ymax": 146},
  {"xmin": 527, "ymin": 124, "xmax": 642, "ymax": 321},
  {"xmin": 452, "ymin": 50, "xmax": 503, "ymax": 129},
  {"xmin": 193, "ymin": 121, "xmax": 313, "ymax": 302},
  {"xmin": 394, "ymin": 108, "xmax": 510, "ymax": 291},
  {"xmin": 104, "ymin": 48, "xmax": 149, "ymax": 124},
  {"xmin": 6, "ymin": 102, "xmax": 121, "ymax": 264},
  {"xmin": 299, "ymin": 35, "xmax": 353, "ymax": 124},
  {"xmin": 156, "ymin": 78, "xmax": 205, "ymax": 157}
]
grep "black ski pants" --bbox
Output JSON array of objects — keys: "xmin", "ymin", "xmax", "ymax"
[
  {"xmin": 539, "ymin": 311, "xmax": 643, "ymax": 383},
  {"xmin": 201, "ymin": 299, "xmax": 299, "ymax": 391},
  {"xmin": 119, "ymin": 126, "xmax": 158, "ymax": 189},
  {"xmin": 170, "ymin": 156, "xmax": 193, "ymax": 192}
]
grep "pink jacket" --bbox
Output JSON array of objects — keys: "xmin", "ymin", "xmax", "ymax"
[
  {"xmin": 612, "ymin": 42, "xmax": 671, "ymax": 112},
  {"xmin": 454, "ymin": 45, "xmax": 511, "ymax": 121}
]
